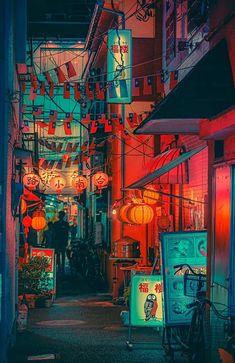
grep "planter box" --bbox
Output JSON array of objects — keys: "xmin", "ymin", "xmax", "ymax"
[{"xmin": 18, "ymin": 294, "xmax": 36, "ymax": 309}]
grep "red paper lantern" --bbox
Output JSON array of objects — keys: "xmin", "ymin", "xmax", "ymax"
[
  {"xmin": 33, "ymin": 209, "xmax": 45, "ymax": 218},
  {"xmin": 117, "ymin": 204, "xmax": 133, "ymax": 224},
  {"xmin": 71, "ymin": 176, "xmax": 88, "ymax": 194},
  {"xmin": 143, "ymin": 188, "xmax": 159, "ymax": 205},
  {"xmin": 127, "ymin": 204, "xmax": 154, "ymax": 225},
  {"xmin": 31, "ymin": 215, "xmax": 46, "ymax": 231},
  {"xmin": 92, "ymin": 172, "xmax": 109, "ymax": 190},
  {"xmin": 23, "ymin": 173, "xmax": 40, "ymax": 190},
  {"xmin": 50, "ymin": 175, "xmax": 66, "ymax": 193},
  {"xmin": 22, "ymin": 215, "xmax": 32, "ymax": 227},
  {"xmin": 22, "ymin": 215, "xmax": 32, "ymax": 238}
]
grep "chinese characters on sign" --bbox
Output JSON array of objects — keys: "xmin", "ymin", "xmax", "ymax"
[
  {"xmin": 71, "ymin": 175, "xmax": 88, "ymax": 194},
  {"xmin": 23, "ymin": 173, "xmax": 40, "ymax": 190},
  {"xmin": 92, "ymin": 172, "xmax": 109, "ymax": 190},
  {"xmin": 50, "ymin": 175, "xmax": 66, "ymax": 193},
  {"xmin": 130, "ymin": 275, "xmax": 164, "ymax": 327},
  {"xmin": 161, "ymin": 231, "xmax": 207, "ymax": 326},
  {"xmin": 107, "ymin": 29, "xmax": 132, "ymax": 104}
]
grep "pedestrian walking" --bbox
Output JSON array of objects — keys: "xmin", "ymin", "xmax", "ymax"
[
  {"xmin": 42, "ymin": 221, "xmax": 54, "ymax": 248},
  {"xmin": 70, "ymin": 218, "xmax": 78, "ymax": 241},
  {"xmin": 53, "ymin": 211, "xmax": 69, "ymax": 273}
]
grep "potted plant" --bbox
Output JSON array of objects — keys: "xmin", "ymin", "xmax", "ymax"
[
  {"xmin": 36, "ymin": 289, "xmax": 55, "ymax": 308},
  {"xmin": 18, "ymin": 256, "xmax": 50, "ymax": 308}
]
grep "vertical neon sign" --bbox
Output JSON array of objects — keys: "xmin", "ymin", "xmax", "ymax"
[{"xmin": 107, "ymin": 29, "xmax": 132, "ymax": 104}]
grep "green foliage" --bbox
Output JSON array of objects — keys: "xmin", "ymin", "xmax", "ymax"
[
  {"xmin": 123, "ymin": 286, "xmax": 130, "ymax": 306},
  {"xmin": 19, "ymin": 256, "xmax": 50, "ymax": 295}
]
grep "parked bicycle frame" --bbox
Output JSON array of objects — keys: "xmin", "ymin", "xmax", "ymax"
[{"xmin": 169, "ymin": 263, "xmax": 233, "ymax": 363}]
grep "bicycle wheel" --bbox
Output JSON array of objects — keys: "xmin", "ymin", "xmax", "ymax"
[{"xmin": 188, "ymin": 308, "xmax": 206, "ymax": 363}]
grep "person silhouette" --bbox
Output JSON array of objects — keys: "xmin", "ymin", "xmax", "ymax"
[{"xmin": 53, "ymin": 211, "xmax": 69, "ymax": 273}]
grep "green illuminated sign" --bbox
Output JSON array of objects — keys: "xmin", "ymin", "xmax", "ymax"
[
  {"xmin": 161, "ymin": 231, "xmax": 207, "ymax": 326},
  {"xmin": 107, "ymin": 29, "xmax": 132, "ymax": 104},
  {"xmin": 130, "ymin": 274, "xmax": 164, "ymax": 327}
]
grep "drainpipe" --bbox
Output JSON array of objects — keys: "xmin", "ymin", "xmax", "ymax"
[{"xmin": 97, "ymin": 4, "xmax": 125, "ymax": 236}]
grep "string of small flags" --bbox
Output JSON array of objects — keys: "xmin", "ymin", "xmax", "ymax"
[
  {"xmin": 19, "ymin": 65, "xmax": 179, "ymax": 101},
  {"xmin": 22, "ymin": 111, "xmax": 143, "ymax": 136},
  {"xmin": 37, "ymin": 136, "xmax": 117, "ymax": 170}
]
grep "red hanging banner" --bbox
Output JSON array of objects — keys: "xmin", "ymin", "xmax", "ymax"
[
  {"xmin": 16, "ymin": 63, "xmax": 28, "ymax": 74},
  {"xmin": 169, "ymin": 70, "xmax": 179, "ymax": 90},
  {"xmin": 98, "ymin": 114, "xmax": 108, "ymax": 124},
  {"xmin": 65, "ymin": 61, "xmax": 77, "ymax": 78},
  {"xmin": 29, "ymin": 87, "xmax": 37, "ymax": 101},
  {"xmin": 74, "ymin": 82, "xmax": 81, "ymax": 100},
  {"xmin": 126, "ymin": 113, "xmax": 139, "ymax": 128},
  {"xmin": 40, "ymin": 81, "xmax": 45, "ymax": 96},
  {"xmin": 121, "ymin": 129, "xmax": 131, "ymax": 142},
  {"xmin": 81, "ymin": 154, "xmax": 89, "ymax": 162},
  {"xmin": 104, "ymin": 119, "xmax": 113, "ymax": 133},
  {"xmin": 44, "ymin": 71, "xmax": 53, "ymax": 84},
  {"xmin": 156, "ymin": 71, "xmax": 165, "ymax": 95},
  {"xmin": 113, "ymin": 115, "xmax": 124, "ymax": 131},
  {"xmin": 54, "ymin": 67, "xmax": 66, "ymax": 83},
  {"xmin": 132, "ymin": 78, "xmax": 141, "ymax": 97},
  {"xmin": 81, "ymin": 114, "xmax": 91, "ymax": 125},
  {"xmin": 72, "ymin": 143, "xmax": 79, "ymax": 152},
  {"xmin": 65, "ymin": 112, "xmax": 73, "ymax": 122},
  {"xmin": 143, "ymin": 76, "xmax": 153, "ymax": 95},
  {"xmin": 21, "ymin": 82, "xmax": 26, "ymax": 93},
  {"xmin": 63, "ymin": 82, "xmax": 70, "ymax": 99},
  {"xmin": 90, "ymin": 120, "xmax": 99, "ymax": 134},
  {"xmin": 49, "ymin": 82, "xmax": 54, "ymax": 97},
  {"xmin": 64, "ymin": 121, "xmax": 72, "ymax": 135},
  {"xmin": 86, "ymin": 82, "xmax": 94, "ymax": 100},
  {"xmin": 81, "ymin": 141, "xmax": 88, "ymax": 152},
  {"xmin": 31, "ymin": 74, "xmax": 38, "ymax": 89},
  {"xmin": 36, "ymin": 120, "xmax": 48, "ymax": 128},
  {"xmin": 56, "ymin": 143, "xmax": 63, "ymax": 152},
  {"xmin": 73, "ymin": 154, "xmax": 81, "ymax": 165},
  {"xmin": 49, "ymin": 110, "xmax": 58, "ymax": 121},
  {"xmin": 48, "ymin": 122, "xmax": 56, "ymax": 135},
  {"xmin": 95, "ymin": 82, "xmax": 105, "ymax": 100},
  {"xmin": 66, "ymin": 142, "xmax": 73, "ymax": 153},
  {"xmin": 65, "ymin": 156, "xmax": 72, "ymax": 168},
  {"xmin": 32, "ymin": 107, "xmax": 42, "ymax": 117}
]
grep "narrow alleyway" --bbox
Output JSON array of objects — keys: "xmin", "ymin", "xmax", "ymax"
[{"xmin": 10, "ymin": 274, "xmax": 174, "ymax": 363}]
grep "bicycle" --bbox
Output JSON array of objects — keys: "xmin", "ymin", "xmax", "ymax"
[{"xmin": 171, "ymin": 263, "xmax": 231, "ymax": 363}]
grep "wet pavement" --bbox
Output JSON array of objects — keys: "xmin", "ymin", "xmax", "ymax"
[{"xmin": 10, "ymin": 274, "xmax": 184, "ymax": 363}]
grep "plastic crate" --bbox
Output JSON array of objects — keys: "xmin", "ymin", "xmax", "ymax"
[{"xmin": 184, "ymin": 272, "xmax": 207, "ymax": 298}]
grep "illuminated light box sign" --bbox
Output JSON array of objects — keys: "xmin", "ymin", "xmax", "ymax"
[
  {"xmin": 107, "ymin": 29, "xmax": 132, "ymax": 104},
  {"xmin": 161, "ymin": 231, "xmax": 207, "ymax": 326},
  {"xmin": 130, "ymin": 275, "xmax": 164, "ymax": 327},
  {"xmin": 30, "ymin": 248, "xmax": 56, "ymax": 291}
]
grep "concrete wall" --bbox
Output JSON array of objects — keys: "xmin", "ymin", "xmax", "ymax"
[{"xmin": 0, "ymin": 1, "xmax": 26, "ymax": 361}]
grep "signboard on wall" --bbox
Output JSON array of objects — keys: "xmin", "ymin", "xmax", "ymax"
[
  {"xmin": 130, "ymin": 274, "xmax": 164, "ymax": 327},
  {"xmin": 30, "ymin": 248, "xmax": 56, "ymax": 291},
  {"xmin": 161, "ymin": 231, "xmax": 207, "ymax": 326},
  {"xmin": 107, "ymin": 29, "xmax": 132, "ymax": 104}
]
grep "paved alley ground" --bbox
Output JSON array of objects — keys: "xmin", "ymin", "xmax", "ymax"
[{"xmin": 9, "ymin": 274, "xmax": 178, "ymax": 363}]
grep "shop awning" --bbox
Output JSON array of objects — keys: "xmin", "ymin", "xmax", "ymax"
[
  {"xmin": 134, "ymin": 39, "xmax": 235, "ymax": 135},
  {"xmin": 126, "ymin": 145, "xmax": 206, "ymax": 189}
]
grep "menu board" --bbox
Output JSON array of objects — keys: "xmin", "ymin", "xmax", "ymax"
[
  {"xmin": 161, "ymin": 231, "xmax": 207, "ymax": 326},
  {"xmin": 130, "ymin": 274, "xmax": 164, "ymax": 327}
]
